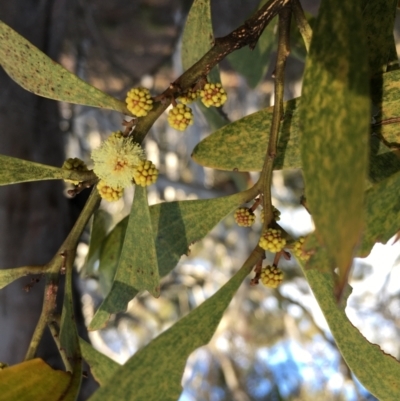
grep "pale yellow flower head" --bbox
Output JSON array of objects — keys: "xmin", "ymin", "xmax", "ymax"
[{"xmin": 91, "ymin": 136, "xmax": 145, "ymax": 189}]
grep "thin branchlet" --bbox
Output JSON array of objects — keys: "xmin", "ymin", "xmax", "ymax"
[
  {"xmin": 257, "ymin": 4, "xmax": 292, "ymax": 227},
  {"xmin": 133, "ymin": 0, "xmax": 290, "ymax": 144}
]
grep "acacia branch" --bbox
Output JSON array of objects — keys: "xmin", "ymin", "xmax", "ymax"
[
  {"xmin": 25, "ymin": 273, "xmax": 59, "ymax": 360},
  {"xmin": 48, "ymin": 320, "xmax": 73, "ymax": 372},
  {"xmin": 25, "ymin": 188, "xmax": 100, "ymax": 360},
  {"xmin": 132, "ymin": 0, "xmax": 291, "ymax": 144},
  {"xmin": 258, "ymin": 5, "xmax": 292, "ymax": 227}
]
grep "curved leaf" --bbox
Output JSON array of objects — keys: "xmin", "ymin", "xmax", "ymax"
[
  {"xmin": 192, "ymin": 69, "xmax": 400, "ymax": 183},
  {"xmin": 98, "ymin": 218, "xmax": 128, "ymax": 297},
  {"xmin": 89, "ymin": 191, "xmax": 249, "ymax": 330},
  {"xmin": 362, "ymin": 0, "xmax": 398, "ymax": 75},
  {"xmin": 302, "ymin": 248, "xmax": 400, "ymax": 400},
  {"xmin": 90, "ymin": 187, "xmax": 160, "ymax": 329},
  {"xmin": 227, "ymin": 1, "xmax": 277, "ymax": 88},
  {"xmin": 0, "ymin": 358, "xmax": 70, "ymax": 401},
  {"xmin": 358, "ymin": 169, "xmax": 400, "ymax": 257},
  {"xmin": 59, "ymin": 258, "xmax": 82, "ymax": 399},
  {"xmin": 84, "ymin": 210, "xmax": 113, "ymax": 276},
  {"xmin": 192, "ymin": 98, "xmax": 300, "ymax": 172},
  {"xmin": 0, "ymin": 21, "xmax": 129, "ymax": 114},
  {"xmin": 79, "ymin": 339, "xmax": 119, "ymax": 387},
  {"xmin": 181, "ymin": 0, "xmax": 219, "ymax": 83},
  {"xmin": 0, "ymin": 266, "xmax": 44, "ymax": 289},
  {"xmin": 151, "ymin": 192, "xmax": 248, "ymax": 278},
  {"xmin": 181, "ymin": 0, "xmax": 225, "ymax": 131},
  {"xmin": 372, "ymin": 69, "xmax": 400, "ymax": 146},
  {"xmin": 0, "ymin": 154, "xmax": 94, "ymax": 185},
  {"xmin": 89, "ymin": 253, "xmax": 257, "ymax": 401},
  {"xmin": 299, "ymin": 1, "xmax": 370, "ymax": 298},
  {"xmin": 124, "ymin": 187, "xmax": 160, "ymax": 296}
]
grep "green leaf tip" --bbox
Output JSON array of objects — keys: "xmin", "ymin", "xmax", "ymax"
[
  {"xmin": 299, "ymin": 1, "xmax": 370, "ymax": 299},
  {"xmin": 0, "ymin": 20, "xmax": 129, "ymax": 113}
]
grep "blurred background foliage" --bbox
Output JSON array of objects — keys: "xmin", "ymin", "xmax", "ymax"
[{"xmin": 54, "ymin": 0, "xmax": 400, "ymax": 399}]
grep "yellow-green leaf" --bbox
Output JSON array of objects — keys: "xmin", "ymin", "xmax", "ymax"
[
  {"xmin": 0, "ymin": 266, "xmax": 44, "ymax": 289},
  {"xmin": 302, "ymin": 249, "xmax": 400, "ymax": 400},
  {"xmin": 192, "ymin": 69, "xmax": 400, "ymax": 183},
  {"xmin": 0, "ymin": 21, "xmax": 129, "ymax": 113},
  {"xmin": 89, "ymin": 187, "xmax": 160, "ymax": 329},
  {"xmin": 299, "ymin": 1, "xmax": 370, "ymax": 298},
  {"xmin": 79, "ymin": 339, "xmax": 119, "ymax": 387},
  {"xmin": 59, "ymin": 256, "xmax": 82, "ymax": 400},
  {"xmin": 124, "ymin": 187, "xmax": 160, "ymax": 296},
  {"xmin": 89, "ymin": 191, "xmax": 248, "ymax": 330},
  {"xmin": 358, "ymin": 169, "xmax": 400, "ymax": 257},
  {"xmin": 0, "ymin": 154, "xmax": 94, "ymax": 186},
  {"xmin": 332, "ymin": 163, "xmax": 400, "ymax": 259},
  {"xmin": 192, "ymin": 98, "xmax": 300, "ymax": 172},
  {"xmin": 362, "ymin": 0, "xmax": 398, "ymax": 75},
  {"xmin": 0, "ymin": 358, "xmax": 70, "ymax": 401},
  {"xmin": 98, "ymin": 217, "xmax": 128, "ymax": 297},
  {"xmin": 89, "ymin": 253, "xmax": 257, "ymax": 401},
  {"xmin": 151, "ymin": 193, "xmax": 248, "ymax": 278},
  {"xmin": 181, "ymin": 0, "xmax": 219, "ymax": 83},
  {"xmin": 227, "ymin": 1, "xmax": 277, "ymax": 88},
  {"xmin": 371, "ymin": 69, "xmax": 400, "ymax": 146},
  {"xmin": 84, "ymin": 210, "xmax": 113, "ymax": 276}
]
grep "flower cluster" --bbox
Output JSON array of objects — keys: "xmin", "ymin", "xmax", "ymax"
[
  {"xmin": 258, "ymin": 228, "xmax": 286, "ymax": 253},
  {"xmin": 126, "ymin": 88, "xmax": 153, "ymax": 117},
  {"xmin": 91, "ymin": 132, "xmax": 159, "ymax": 201},
  {"xmin": 132, "ymin": 160, "xmax": 159, "ymax": 187},
  {"xmin": 260, "ymin": 206, "xmax": 281, "ymax": 223},
  {"xmin": 91, "ymin": 134, "xmax": 145, "ymax": 189},
  {"xmin": 125, "ymin": 82, "xmax": 227, "ymax": 132},
  {"xmin": 260, "ymin": 265, "xmax": 284, "ymax": 288},
  {"xmin": 62, "ymin": 157, "xmax": 89, "ymax": 185},
  {"xmin": 96, "ymin": 180, "xmax": 124, "ymax": 202},
  {"xmin": 200, "ymin": 83, "xmax": 227, "ymax": 108},
  {"xmin": 234, "ymin": 207, "xmax": 255, "ymax": 227},
  {"xmin": 167, "ymin": 104, "xmax": 194, "ymax": 131},
  {"xmin": 107, "ymin": 130, "xmax": 124, "ymax": 143},
  {"xmin": 292, "ymin": 236, "xmax": 311, "ymax": 262},
  {"xmin": 178, "ymin": 88, "xmax": 200, "ymax": 105}
]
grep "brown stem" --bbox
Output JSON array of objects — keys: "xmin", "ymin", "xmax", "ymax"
[
  {"xmin": 132, "ymin": 0, "xmax": 290, "ymax": 144},
  {"xmin": 25, "ymin": 273, "xmax": 59, "ymax": 360},
  {"xmin": 48, "ymin": 320, "xmax": 73, "ymax": 372},
  {"xmin": 250, "ymin": 259, "xmax": 264, "ymax": 285},
  {"xmin": 25, "ymin": 188, "xmax": 100, "ymax": 360},
  {"xmin": 249, "ymin": 195, "xmax": 262, "ymax": 212},
  {"xmin": 258, "ymin": 5, "xmax": 292, "ymax": 227},
  {"xmin": 372, "ymin": 116, "xmax": 400, "ymax": 126}
]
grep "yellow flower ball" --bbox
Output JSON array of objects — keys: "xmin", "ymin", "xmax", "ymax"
[
  {"xmin": 167, "ymin": 104, "xmax": 194, "ymax": 131},
  {"xmin": 132, "ymin": 159, "xmax": 159, "ymax": 187},
  {"xmin": 261, "ymin": 206, "xmax": 281, "ymax": 223},
  {"xmin": 62, "ymin": 157, "xmax": 89, "ymax": 185},
  {"xmin": 178, "ymin": 88, "xmax": 200, "ymax": 105},
  {"xmin": 126, "ymin": 88, "xmax": 153, "ymax": 117},
  {"xmin": 97, "ymin": 180, "xmax": 124, "ymax": 202},
  {"xmin": 259, "ymin": 228, "xmax": 286, "ymax": 253},
  {"xmin": 107, "ymin": 131, "xmax": 124, "ymax": 143},
  {"xmin": 91, "ymin": 136, "xmax": 145, "ymax": 189},
  {"xmin": 260, "ymin": 265, "xmax": 284, "ymax": 288},
  {"xmin": 200, "ymin": 83, "xmax": 227, "ymax": 108},
  {"xmin": 293, "ymin": 236, "xmax": 311, "ymax": 262},
  {"xmin": 234, "ymin": 207, "xmax": 255, "ymax": 227}
]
